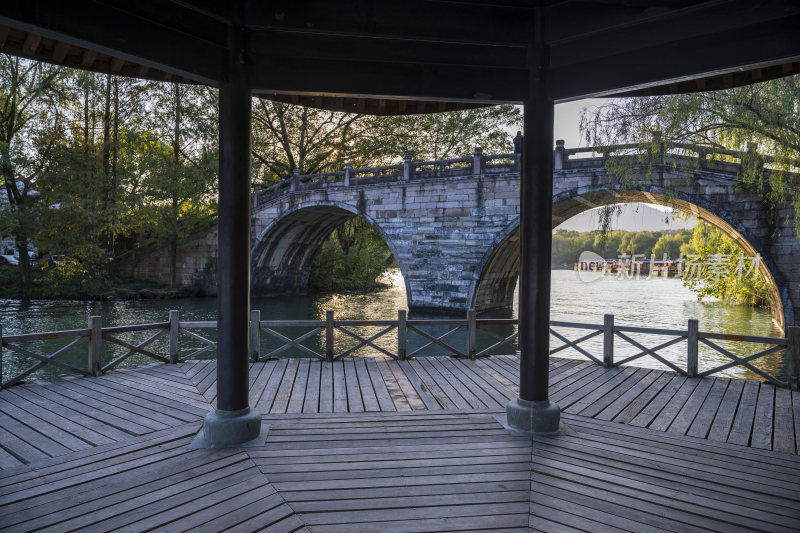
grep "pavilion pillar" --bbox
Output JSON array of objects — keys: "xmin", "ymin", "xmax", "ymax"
[
  {"xmin": 503, "ymin": 10, "xmax": 561, "ymax": 435},
  {"xmin": 194, "ymin": 21, "xmax": 264, "ymax": 448}
]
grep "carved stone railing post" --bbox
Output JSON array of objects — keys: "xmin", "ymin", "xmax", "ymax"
[
  {"xmin": 291, "ymin": 169, "xmax": 300, "ymax": 192},
  {"xmin": 554, "ymin": 139, "xmax": 565, "ymax": 170},
  {"xmin": 403, "ymin": 155, "xmax": 412, "ymax": 181},
  {"xmin": 473, "ymin": 147, "xmax": 483, "ymax": 175},
  {"xmin": 513, "ymin": 153, "xmax": 521, "ymax": 172},
  {"xmin": 344, "ymin": 162, "xmax": 352, "ymax": 186}
]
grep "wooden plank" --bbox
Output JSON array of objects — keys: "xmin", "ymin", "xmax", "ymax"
[
  {"xmin": 685, "ymin": 378, "xmax": 729, "ymax": 439},
  {"xmin": 332, "ymin": 359, "xmax": 348, "ymax": 412},
  {"xmin": 407, "ymin": 359, "xmax": 456, "ymax": 410},
  {"xmin": 773, "ymin": 387, "xmax": 796, "ymax": 455},
  {"xmin": 386, "ymin": 359, "xmax": 428, "ymax": 410},
  {"xmin": 396, "ymin": 360, "xmax": 441, "ymax": 410},
  {"xmin": 271, "ymin": 358, "xmax": 299, "ymax": 414},
  {"xmin": 364, "ymin": 358, "xmax": 396, "ymax": 412},
  {"xmin": 375, "ymin": 357, "xmax": 411, "ymax": 411},
  {"xmin": 248, "ymin": 361, "xmax": 278, "ymax": 407},
  {"xmin": 0, "ymin": 396, "xmax": 96, "ymax": 452},
  {"xmin": 414, "ymin": 358, "xmax": 469, "ymax": 410},
  {"xmin": 4, "ymin": 386, "xmax": 132, "ymax": 442},
  {"xmin": 706, "ymin": 378, "xmax": 745, "ymax": 443},
  {"xmin": 343, "ymin": 358, "xmax": 365, "ymax": 412},
  {"xmin": 475, "ymin": 358, "xmax": 518, "ymax": 392},
  {"xmin": 751, "ymin": 383, "xmax": 776, "ymax": 450},
  {"xmin": 611, "ymin": 371, "xmax": 673, "ymax": 424},
  {"xmin": 31, "ymin": 380, "xmax": 168, "ymax": 432},
  {"xmin": 354, "ymin": 358, "xmax": 380, "ymax": 412},
  {"xmin": 628, "ymin": 374, "xmax": 687, "ymax": 428},
  {"xmin": 554, "ymin": 365, "xmax": 627, "ymax": 409},
  {"xmin": 303, "ymin": 360, "xmax": 322, "ymax": 413},
  {"xmin": 287, "ymin": 358, "xmax": 311, "ymax": 413},
  {"xmin": 594, "ymin": 369, "xmax": 660, "ymax": 421},
  {"xmin": 665, "ymin": 377, "xmax": 714, "ymax": 435},
  {"xmin": 570, "ymin": 367, "xmax": 645, "ymax": 417},
  {"xmin": 440, "ymin": 357, "xmax": 508, "ymax": 407},
  {"xmin": 424, "ymin": 357, "xmax": 485, "ymax": 409},
  {"xmin": 727, "ymin": 380, "xmax": 760, "ymax": 446},
  {"xmin": 4, "ymin": 451, "xmax": 248, "ymax": 530},
  {"xmin": 317, "ymin": 361, "xmax": 333, "ymax": 414},
  {"xmin": 254, "ymin": 359, "xmax": 288, "ymax": 413}
]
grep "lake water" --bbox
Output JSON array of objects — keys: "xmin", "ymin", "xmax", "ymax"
[{"xmin": 0, "ymin": 269, "xmax": 786, "ymax": 383}]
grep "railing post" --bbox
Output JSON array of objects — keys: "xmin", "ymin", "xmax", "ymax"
[
  {"xmin": 472, "ymin": 147, "xmax": 483, "ymax": 175},
  {"xmin": 787, "ymin": 326, "xmax": 800, "ymax": 390},
  {"xmin": 687, "ymin": 319, "xmax": 699, "ymax": 377},
  {"xmin": 88, "ymin": 316, "xmax": 102, "ymax": 376},
  {"xmin": 250, "ymin": 309, "xmax": 261, "ymax": 363},
  {"xmin": 344, "ymin": 162, "xmax": 352, "ymax": 186},
  {"xmin": 554, "ymin": 139, "xmax": 565, "ymax": 170},
  {"xmin": 467, "ymin": 309, "xmax": 477, "ymax": 359},
  {"xmin": 402, "ymin": 154, "xmax": 412, "ymax": 181},
  {"xmin": 325, "ymin": 310, "xmax": 334, "ymax": 362},
  {"xmin": 169, "ymin": 310, "xmax": 180, "ymax": 364},
  {"xmin": 291, "ymin": 169, "xmax": 300, "ymax": 191},
  {"xmin": 603, "ymin": 314, "xmax": 614, "ymax": 367},
  {"xmin": 397, "ymin": 309, "xmax": 407, "ymax": 360},
  {"xmin": 513, "ymin": 153, "xmax": 521, "ymax": 172}
]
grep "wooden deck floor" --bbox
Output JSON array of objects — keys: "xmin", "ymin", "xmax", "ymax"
[
  {"xmin": 0, "ymin": 409, "xmax": 798, "ymax": 532},
  {"xmin": 0, "ymin": 355, "xmax": 797, "ymax": 472}
]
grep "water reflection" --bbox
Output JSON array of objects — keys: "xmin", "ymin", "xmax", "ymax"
[{"xmin": 0, "ymin": 268, "xmax": 786, "ymax": 383}]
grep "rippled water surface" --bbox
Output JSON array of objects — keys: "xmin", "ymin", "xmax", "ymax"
[{"xmin": 0, "ymin": 269, "xmax": 785, "ymax": 383}]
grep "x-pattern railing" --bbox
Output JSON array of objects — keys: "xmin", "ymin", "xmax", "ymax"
[
  {"xmin": 0, "ymin": 328, "xmax": 90, "ymax": 387},
  {"xmin": 1, "ymin": 310, "xmax": 797, "ymax": 389}
]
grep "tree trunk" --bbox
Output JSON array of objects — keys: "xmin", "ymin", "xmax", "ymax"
[
  {"xmin": 169, "ymin": 82, "xmax": 181, "ymax": 289},
  {"xmin": 15, "ymin": 230, "xmax": 31, "ymax": 299}
]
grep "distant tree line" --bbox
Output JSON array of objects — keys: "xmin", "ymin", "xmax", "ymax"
[{"xmin": 551, "ymin": 228, "xmax": 692, "ymax": 266}]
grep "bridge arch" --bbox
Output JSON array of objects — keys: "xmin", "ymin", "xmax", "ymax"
[
  {"xmin": 251, "ymin": 201, "xmax": 410, "ymax": 301},
  {"xmin": 470, "ymin": 185, "xmax": 793, "ymax": 332}
]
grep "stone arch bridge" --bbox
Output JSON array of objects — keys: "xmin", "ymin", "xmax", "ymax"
[
  {"xmin": 122, "ymin": 143, "xmax": 799, "ymax": 331},
  {"xmin": 250, "ymin": 143, "xmax": 798, "ymax": 331}
]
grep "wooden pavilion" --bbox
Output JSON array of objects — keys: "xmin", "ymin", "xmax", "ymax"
[{"xmin": 1, "ymin": 0, "xmax": 799, "ymax": 442}]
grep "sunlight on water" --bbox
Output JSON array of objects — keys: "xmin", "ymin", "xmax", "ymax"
[{"xmin": 0, "ymin": 268, "xmax": 784, "ymax": 383}]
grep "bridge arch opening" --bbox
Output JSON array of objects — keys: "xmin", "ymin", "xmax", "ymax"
[
  {"xmin": 470, "ymin": 187, "xmax": 791, "ymax": 332},
  {"xmin": 251, "ymin": 202, "xmax": 408, "ymax": 301}
]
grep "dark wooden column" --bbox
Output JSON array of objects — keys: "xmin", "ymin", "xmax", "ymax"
[
  {"xmin": 518, "ymin": 27, "xmax": 553, "ymax": 404},
  {"xmin": 503, "ymin": 8, "xmax": 560, "ymax": 435},
  {"xmin": 194, "ymin": 16, "xmax": 264, "ymax": 448},
  {"xmin": 216, "ymin": 53, "xmax": 251, "ymax": 413}
]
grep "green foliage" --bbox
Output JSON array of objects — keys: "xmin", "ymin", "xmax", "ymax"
[
  {"xmin": 581, "ymin": 75, "xmax": 800, "ymax": 237},
  {"xmin": 679, "ymin": 221, "xmax": 771, "ymax": 307},
  {"xmin": 651, "ymin": 231, "xmax": 692, "ymax": 259},
  {"xmin": 250, "ymin": 102, "xmax": 523, "ymax": 186},
  {"xmin": 551, "ymin": 228, "xmax": 689, "ymax": 266},
  {"xmin": 309, "ymin": 218, "xmax": 394, "ymax": 291}
]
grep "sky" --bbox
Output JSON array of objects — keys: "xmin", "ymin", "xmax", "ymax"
[{"xmin": 548, "ymin": 99, "xmax": 698, "ymax": 233}]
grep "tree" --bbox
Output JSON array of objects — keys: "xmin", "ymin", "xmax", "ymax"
[
  {"xmin": 679, "ymin": 221, "xmax": 770, "ymax": 307},
  {"xmin": 581, "ymin": 75, "xmax": 800, "ymax": 236},
  {"xmin": 309, "ymin": 218, "xmax": 394, "ymax": 290},
  {"xmin": 250, "ymin": 102, "xmax": 523, "ymax": 187},
  {"xmin": 141, "ymin": 82, "xmax": 218, "ymax": 287},
  {"xmin": 364, "ymin": 105, "xmax": 523, "ymax": 161},
  {"xmin": 652, "ymin": 231, "xmax": 691, "ymax": 260},
  {"xmin": 0, "ymin": 55, "xmax": 63, "ymax": 296}
]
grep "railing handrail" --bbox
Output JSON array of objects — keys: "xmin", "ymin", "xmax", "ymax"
[
  {"xmin": 1, "ymin": 310, "xmax": 797, "ymax": 389},
  {"xmin": 253, "ymin": 141, "xmax": 799, "ymax": 208}
]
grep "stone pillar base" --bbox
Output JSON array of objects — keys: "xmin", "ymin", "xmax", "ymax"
[
  {"xmin": 498, "ymin": 397, "xmax": 563, "ymax": 437},
  {"xmin": 189, "ymin": 406, "xmax": 269, "ymax": 449}
]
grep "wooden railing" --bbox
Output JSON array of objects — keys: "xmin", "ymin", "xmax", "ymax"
[{"xmin": 1, "ymin": 311, "xmax": 797, "ymax": 389}]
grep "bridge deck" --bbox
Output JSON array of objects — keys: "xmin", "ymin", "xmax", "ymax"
[{"xmin": 0, "ymin": 356, "xmax": 798, "ymax": 531}]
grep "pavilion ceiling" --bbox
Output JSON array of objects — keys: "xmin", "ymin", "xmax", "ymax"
[{"xmin": 0, "ymin": 0, "xmax": 799, "ymax": 115}]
